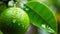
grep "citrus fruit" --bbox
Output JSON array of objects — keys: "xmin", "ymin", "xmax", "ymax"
[{"xmin": 0, "ymin": 7, "xmax": 30, "ymax": 34}]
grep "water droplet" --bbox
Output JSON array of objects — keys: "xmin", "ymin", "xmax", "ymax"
[
  {"xmin": 18, "ymin": 23, "xmax": 20, "ymax": 25},
  {"xmin": 22, "ymin": 25, "xmax": 24, "ymax": 27},
  {"xmin": 25, "ymin": 8, "xmax": 29, "ymax": 11},
  {"xmin": 13, "ymin": 19, "xmax": 16, "ymax": 23},
  {"xmin": 42, "ymin": 24, "xmax": 46, "ymax": 28}
]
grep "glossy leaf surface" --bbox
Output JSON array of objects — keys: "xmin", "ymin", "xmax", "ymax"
[{"xmin": 22, "ymin": 1, "xmax": 57, "ymax": 34}]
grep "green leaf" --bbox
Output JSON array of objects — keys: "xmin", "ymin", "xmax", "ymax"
[{"xmin": 22, "ymin": 1, "xmax": 57, "ymax": 34}]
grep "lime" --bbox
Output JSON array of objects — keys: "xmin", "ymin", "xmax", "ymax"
[{"xmin": 0, "ymin": 7, "xmax": 30, "ymax": 34}]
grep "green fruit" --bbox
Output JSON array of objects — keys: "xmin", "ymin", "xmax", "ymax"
[{"xmin": 0, "ymin": 7, "xmax": 30, "ymax": 34}]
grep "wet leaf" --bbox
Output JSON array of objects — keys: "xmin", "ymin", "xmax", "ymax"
[{"xmin": 22, "ymin": 1, "xmax": 57, "ymax": 34}]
